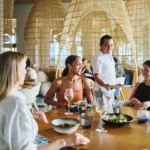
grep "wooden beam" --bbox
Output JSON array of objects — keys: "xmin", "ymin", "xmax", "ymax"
[{"xmin": 14, "ymin": 0, "xmax": 71, "ymax": 3}]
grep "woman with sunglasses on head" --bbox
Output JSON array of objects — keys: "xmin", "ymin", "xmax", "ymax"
[{"xmin": 0, "ymin": 52, "xmax": 90, "ymax": 150}]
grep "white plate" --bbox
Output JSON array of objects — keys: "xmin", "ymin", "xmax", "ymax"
[
  {"xmin": 109, "ymin": 85, "xmax": 132, "ymax": 88},
  {"xmin": 84, "ymin": 73, "xmax": 94, "ymax": 77},
  {"xmin": 108, "ymin": 85, "xmax": 123, "ymax": 88}
]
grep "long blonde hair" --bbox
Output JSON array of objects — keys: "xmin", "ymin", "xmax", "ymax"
[{"xmin": 0, "ymin": 51, "xmax": 26, "ymax": 101}]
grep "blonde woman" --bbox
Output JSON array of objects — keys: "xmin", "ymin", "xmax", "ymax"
[{"xmin": 0, "ymin": 52, "xmax": 90, "ymax": 150}]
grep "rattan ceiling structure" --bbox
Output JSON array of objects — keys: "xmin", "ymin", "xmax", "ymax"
[
  {"xmin": 0, "ymin": 0, "xmax": 3, "ymax": 53},
  {"xmin": 4, "ymin": 0, "xmax": 14, "ymax": 35},
  {"xmin": 56, "ymin": 0, "xmax": 137, "ymax": 78},
  {"xmin": 14, "ymin": 0, "xmax": 71, "ymax": 2},
  {"xmin": 2, "ymin": 0, "xmax": 14, "ymax": 52},
  {"xmin": 126, "ymin": 0, "xmax": 150, "ymax": 67},
  {"xmin": 25, "ymin": 0, "xmax": 66, "ymax": 71}
]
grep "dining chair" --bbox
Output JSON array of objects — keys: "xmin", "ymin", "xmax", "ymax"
[
  {"xmin": 44, "ymin": 97, "xmax": 57, "ymax": 112},
  {"xmin": 20, "ymin": 82, "xmax": 41, "ymax": 112},
  {"xmin": 88, "ymin": 78, "xmax": 96, "ymax": 104},
  {"xmin": 115, "ymin": 88, "xmax": 125, "ymax": 101}
]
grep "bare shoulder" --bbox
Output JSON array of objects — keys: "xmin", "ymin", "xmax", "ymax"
[
  {"xmin": 134, "ymin": 82, "xmax": 141, "ymax": 87},
  {"xmin": 80, "ymin": 76, "xmax": 91, "ymax": 84},
  {"xmin": 133, "ymin": 82, "xmax": 141, "ymax": 90},
  {"xmin": 51, "ymin": 77, "xmax": 64, "ymax": 87},
  {"xmin": 80, "ymin": 76, "xmax": 88, "ymax": 82}
]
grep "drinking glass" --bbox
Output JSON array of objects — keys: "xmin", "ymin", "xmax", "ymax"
[
  {"xmin": 64, "ymin": 88, "xmax": 74, "ymax": 115},
  {"xmin": 95, "ymin": 97, "xmax": 107, "ymax": 132},
  {"xmin": 137, "ymin": 110, "xmax": 149, "ymax": 123},
  {"xmin": 78, "ymin": 99, "xmax": 87, "ymax": 114},
  {"xmin": 103, "ymin": 90, "xmax": 111, "ymax": 101}
]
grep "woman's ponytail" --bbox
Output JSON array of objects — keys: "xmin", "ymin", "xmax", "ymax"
[{"xmin": 62, "ymin": 67, "xmax": 69, "ymax": 76}]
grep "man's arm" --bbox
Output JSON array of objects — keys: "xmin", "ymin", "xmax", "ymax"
[
  {"xmin": 94, "ymin": 73, "xmax": 110, "ymax": 90},
  {"xmin": 24, "ymin": 79, "xmax": 37, "ymax": 86}
]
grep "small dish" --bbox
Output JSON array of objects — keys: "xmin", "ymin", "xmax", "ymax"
[{"xmin": 52, "ymin": 118, "xmax": 80, "ymax": 134}]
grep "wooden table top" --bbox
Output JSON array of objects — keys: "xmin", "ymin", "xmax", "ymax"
[{"xmin": 37, "ymin": 107, "xmax": 150, "ymax": 150}]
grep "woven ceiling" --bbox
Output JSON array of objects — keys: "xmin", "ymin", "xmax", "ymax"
[
  {"xmin": 0, "ymin": 0, "xmax": 3, "ymax": 53},
  {"xmin": 56, "ymin": 0, "xmax": 137, "ymax": 79},
  {"xmin": 126, "ymin": 0, "xmax": 150, "ymax": 67}
]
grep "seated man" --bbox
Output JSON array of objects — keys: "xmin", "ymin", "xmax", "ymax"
[
  {"xmin": 82, "ymin": 58, "xmax": 93, "ymax": 75},
  {"xmin": 113, "ymin": 57, "xmax": 126, "ymax": 78},
  {"xmin": 113, "ymin": 57, "xmax": 126, "ymax": 85},
  {"xmin": 24, "ymin": 58, "xmax": 37, "ymax": 85}
]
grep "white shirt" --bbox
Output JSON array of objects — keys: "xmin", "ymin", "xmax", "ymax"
[
  {"xmin": 0, "ymin": 89, "xmax": 38, "ymax": 150},
  {"xmin": 92, "ymin": 50, "xmax": 116, "ymax": 91},
  {"xmin": 25, "ymin": 67, "xmax": 37, "ymax": 84}
]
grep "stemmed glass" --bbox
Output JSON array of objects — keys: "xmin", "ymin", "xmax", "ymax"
[
  {"xmin": 103, "ymin": 90, "xmax": 111, "ymax": 102},
  {"xmin": 64, "ymin": 88, "xmax": 74, "ymax": 115},
  {"xmin": 95, "ymin": 97, "xmax": 107, "ymax": 132}
]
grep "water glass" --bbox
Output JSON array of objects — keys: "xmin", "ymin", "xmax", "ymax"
[
  {"xmin": 78, "ymin": 100, "xmax": 87, "ymax": 114},
  {"xmin": 81, "ymin": 113, "xmax": 93, "ymax": 128},
  {"xmin": 137, "ymin": 110, "xmax": 149, "ymax": 123},
  {"xmin": 112, "ymin": 102, "xmax": 122, "ymax": 114}
]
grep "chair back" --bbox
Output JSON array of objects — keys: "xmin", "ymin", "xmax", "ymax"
[
  {"xmin": 37, "ymin": 71, "xmax": 49, "ymax": 83},
  {"xmin": 20, "ymin": 82, "xmax": 41, "ymax": 104}
]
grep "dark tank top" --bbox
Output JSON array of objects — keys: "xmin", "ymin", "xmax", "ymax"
[{"xmin": 134, "ymin": 82, "xmax": 150, "ymax": 110}]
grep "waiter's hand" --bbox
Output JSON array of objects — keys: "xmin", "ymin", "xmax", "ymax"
[{"xmin": 103, "ymin": 84, "xmax": 111, "ymax": 90}]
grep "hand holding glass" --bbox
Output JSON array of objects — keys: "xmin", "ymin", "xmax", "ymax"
[{"xmin": 64, "ymin": 88, "xmax": 74, "ymax": 115}]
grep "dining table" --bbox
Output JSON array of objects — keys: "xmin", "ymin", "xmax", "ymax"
[{"xmin": 36, "ymin": 107, "xmax": 150, "ymax": 150}]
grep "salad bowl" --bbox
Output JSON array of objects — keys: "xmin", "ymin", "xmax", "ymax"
[{"xmin": 102, "ymin": 113, "xmax": 133, "ymax": 126}]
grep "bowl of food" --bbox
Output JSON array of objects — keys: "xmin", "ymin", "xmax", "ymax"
[
  {"xmin": 51, "ymin": 118, "xmax": 80, "ymax": 134},
  {"xmin": 102, "ymin": 114, "xmax": 133, "ymax": 126}
]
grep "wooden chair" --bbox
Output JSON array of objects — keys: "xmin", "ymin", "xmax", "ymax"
[
  {"xmin": 20, "ymin": 82, "xmax": 41, "ymax": 112},
  {"xmin": 115, "ymin": 88, "xmax": 125, "ymax": 101}
]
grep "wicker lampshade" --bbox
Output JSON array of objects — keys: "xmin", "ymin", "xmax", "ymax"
[
  {"xmin": 1, "ymin": 0, "xmax": 14, "ymax": 52},
  {"xmin": 126, "ymin": 0, "xmax": 150, "ymax": 67},
  {"xmin": 25, "ymin": 0, "xmax": 66, "ymax": 71},
  {"xmin": 113, "ymin": 23, "xmax": 136, "ymax": 69},
  {"xmin": 4, "ymin": 0, "xmax": 14, "ymax": 35},
  {"xmin": 57, "ymin": 0, "xmax": 137, "ymax": 78},
  {"xmin": 0, "ymin": 0, "xmax": 3, "ymax": 53}
]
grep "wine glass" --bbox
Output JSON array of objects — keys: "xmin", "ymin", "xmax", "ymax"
[
  {"xmin": 95, "ymin": 97, "xmax": 107, "ymax": 132},
  {"xmin": 102, "ymin": 90, "xmax": 112, "ymax": 106},
  {"xmin": 64, "ymin": 88, "xmax": 74, "ymax": 115}
]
